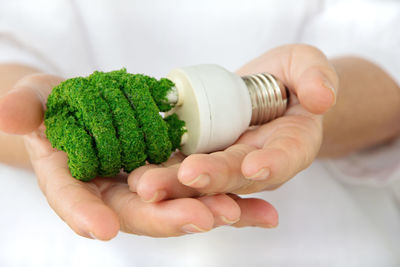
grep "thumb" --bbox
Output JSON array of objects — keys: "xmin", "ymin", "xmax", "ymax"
[
  {"xmin": 237, "ymin": 44, "xmax": 339, "ymax": 114},
  {"xmin": 289, "ymin": 45, "xmax": 339, "ymax": 114},
  {"xmin": 0, "ymin": 74, "xmax": 63, "ymax": 134}
]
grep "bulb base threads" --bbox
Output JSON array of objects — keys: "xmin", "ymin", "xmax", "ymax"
[{"xmin": 242, "ymin": 73, "xmax": 288, "ymax": 126}]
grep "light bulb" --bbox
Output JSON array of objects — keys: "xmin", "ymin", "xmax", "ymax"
[{"xmin": 165, "ymin": 64, "xmax": 289, "ymax": 155}]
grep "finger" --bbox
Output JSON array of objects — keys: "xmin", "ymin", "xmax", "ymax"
[
  {"xmin": 127, "ymin": 164, "xmax": 159, "ymax": 193},
  {"xmin": 237, "ymin": 44, "xmax": 339, "ymax": 114},
  {"xmin": 101, "ymin": 183, "xmax": 215, "ymax": 237},
  {"xmin": 231, "ymin": 196, "xmax": 279, "ymax": 228},
  {"xmin": 128, "ymin": 165, "xmax": 278, "ymax": 231},
  {"xmin": 178, "ymin": 144, "xmax": 259, "ymax": 194},
  {"xmin": 132, "ymin": 165, "xmax": 200, "ymax": 202},
  {"xmin": 128, "ymin": 151, "xmax": 186, "ymax": 193},
  {"xmin": 179, "ymin": 107, "xmax": 322, "ymax": 194},
  {"xmin": 163, "ymin": 151, "xmax": 186, "ymax": 166},
  {"xmin": 0, "ymin": 74, "xmax": 63, "ymax": 134},
  {"xmin": 197, "ymin": 194, "xmax": 241, "ymax": 227},
  {"xmin": 24, "ymin": 131, "xmax": 120, "ymax": 241},
  {"xmin": 240, "ymin": 112, "xmax": 322, "ymax": 186}
]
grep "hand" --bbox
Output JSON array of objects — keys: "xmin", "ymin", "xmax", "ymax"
[
  {"xmin": 0, "ymin": 73, "xmax": 278, "ymax": 240},
  {"xmin": 129, "ymin": 44, "xmax": 338, "ymax": 203}
]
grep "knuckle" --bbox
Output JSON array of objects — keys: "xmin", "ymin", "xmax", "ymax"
[
  {"xmin": 267, "ymin": 129, "xmax": 314, "ymax": 174},
  {"xmin": 278, "ymin": 136, "xmax": 305, "ymax": 160},
  {"xmin": 16, "ymin": 73, "xmax": 60, "ymax": 87},
  {"xmin": 143, "ymin": 167, "xmax": 162, "ymax": 177},
  {"xmin": 184, "ymin": 153, "xmax": 208, "ymax": 165},
  {"xmin": 292, "ymin": 43, "xmax": 325, "ymax": 58},
  {"xmin": 15, "ymin": 74, "xmax": 64, "ymax": 102},
  {"xmin": 306, "ymin": 64, "xmax": 338, "ymax": 84}
]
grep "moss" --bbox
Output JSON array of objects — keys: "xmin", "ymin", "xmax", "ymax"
[
  {"xmin": 89, "ymin": 71, "xmax": 146, "ymax": 172},
  {"xmin": 45, "ymin": 109, "xmax": 99, "ymax": 181},
  {"xmin": 45, "ymin": 69, "xmax": 186, "ymax": 181},
  {"xmin": 63, "ymin": 77, "xmax": 121, "ymax": 176},
  {"xmin": 149, "ymin": 77, "xmax": 176, "ymax": 112},
  {"xmin": 121, "ymin": 73, "xmax": 172, "ymax": 164},
  {"xmin": 164, "ymin": 113, "xmax": 187, "ymax": 151}
]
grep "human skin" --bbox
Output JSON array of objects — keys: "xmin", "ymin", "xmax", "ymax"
[
  {"xmin": 0, "ymin": 67, "xmax": 277, "ymax": 239},
  {"xmin": 130, "ymin": 45, "xmax": 400, "ymax": 204},
  {"xmin": 0, "ymin": 44, "xmax": 400, "ymax": 240}
]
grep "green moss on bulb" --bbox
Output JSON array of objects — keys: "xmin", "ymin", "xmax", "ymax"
[
  {"xmin": 45, "ymin": 68, "xmax": 185, "ymax": 181},
  {"xmin": 165, "ymin": 113, "xmax": 187, "ymax": 151}
]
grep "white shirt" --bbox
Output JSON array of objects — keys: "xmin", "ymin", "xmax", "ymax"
[{"xmin": 0, "ymin": 0, "xmax": 399, "ymax": 266}]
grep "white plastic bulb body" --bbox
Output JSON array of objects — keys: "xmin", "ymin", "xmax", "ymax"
[{"xmin": 167, "ymin": 64, "xmax": 288, "ymax": 155}]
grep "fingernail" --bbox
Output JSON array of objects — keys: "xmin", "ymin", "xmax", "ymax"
[
  {"xmin": 181, "ymin": 224, "xmax": 208, "ymax": 234},
  {"xmin": 323, "ymin": 81, "xmax": 336, "ymax": 106},
  {"xmin": 183, "ymin": 174, "xmax": 210, "ymax": 188},
  {"xmin": 88, "ymin": 232, "xmax": 98, "ymax": 240},
  {"xmin": 219, "ymin": 216, "xmax": 240, "ymax": 225},
  {"xmin": 245, "ymin": 168, "xmax": 270, "ymax": 180},
  {"xmin": 142, "ymin": 190, "xmax": 167, "ymax": 203}
]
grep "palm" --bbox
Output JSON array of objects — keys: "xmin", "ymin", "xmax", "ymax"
[
  {"xmin": 130, "ymin": 91, "xmax": 322, "ymax": 199},
  {"xmin": 0, "ymin": 44, "xmax": 337, "ymax": 240},
  {"xmin": 129, "ymin": 44, "xmax": 336, "ymax": 206},
  {"xmin": 0, "ymin": 74, "xmax": 279, "ymax": 240},
  {"xmin": 233, "ymin": 92, "xmax": 323, "ymax": 192},
  {"xmin": 22, "ymin": 119, "xmax": 280, "ymax": 239}
]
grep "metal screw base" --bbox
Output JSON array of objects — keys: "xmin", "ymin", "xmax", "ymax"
[{"xmin": 242, "ymin": 73, "xmax": 288, "ymax": 125}]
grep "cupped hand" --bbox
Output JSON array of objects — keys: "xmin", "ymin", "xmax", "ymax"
[
  {"xmin": 0, "ymin": 73, "xmax": 278, "ymax": 241},
  {"xmin": 129, "ymin": 44, "xmax": 338, "ymax": 201}
]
